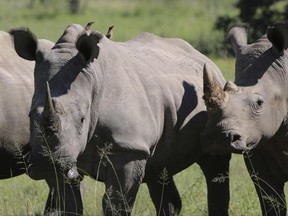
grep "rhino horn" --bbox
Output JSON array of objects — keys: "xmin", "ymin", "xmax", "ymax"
[
  {"xmin": 224, "ymin": 80, "xmax": 239, "ymax": 93},
  {"xmin": 203, "ymin": 63, "xmax": 227, "ymax": 111},
  {"xmin": 43, "ymin": 81, "xmax": 56, "ymax": 118}
]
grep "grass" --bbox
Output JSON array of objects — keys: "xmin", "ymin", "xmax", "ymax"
[
  {"xmin": 84, "ymin": 155, "xmax": 288, "ymax": 216},
  {"xmin": 0, "ymin": 155, "xmax": 272, "ymax": 215},
  {"xmin": 0, "ymin": 0, "xmax": 285, "ymax": 215},
  {"xmin": 211, "ymin": 57, "xmax": 235, "ymax": 80}
]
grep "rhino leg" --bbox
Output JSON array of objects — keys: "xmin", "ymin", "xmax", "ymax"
[
  {"xmin": 0, "ymin": 145, "xmax": 30, "ymax": 179},
  {"xmin": 0, "ymin": 150, "xmax": 25, "ymax": 178},
  {"xmin": 146, "ymin": 173, "xmax": 181, "ymax": 216},
  {"xmin": 244, "ymin": 149, "xmax": 286, "ymax": 216},
  {"xmin": 44, "ymin": 178, "xmax": 83, "ymax": 216},
  {"xmin": 197, "ymin": 154, "xmax": 231, "ymax": 216},
  {"xmin": 102, "ymin": 152, "xmax": 147, "ymax": 216}
]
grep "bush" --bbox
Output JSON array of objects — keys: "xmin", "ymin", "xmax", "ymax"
[{"xmin": 215, "ymin": 0, "xmax": 288, "ymax": 56}]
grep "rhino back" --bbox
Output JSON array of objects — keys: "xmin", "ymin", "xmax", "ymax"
[{"xmin": 93, "ymin": 33, "xmax": 224, "ymax": 173}]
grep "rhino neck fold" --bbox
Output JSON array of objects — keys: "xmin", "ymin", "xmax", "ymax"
[{"xmin": 86, "ymin": 60, "xmax": 105, "ymax": 143}]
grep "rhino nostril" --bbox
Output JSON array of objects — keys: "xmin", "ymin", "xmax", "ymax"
[{"xmin": 232, "ymin": 134, "xmax": 241, "ymax": 143}]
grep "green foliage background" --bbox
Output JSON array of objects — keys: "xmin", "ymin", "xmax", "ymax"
[
  {"xmin": 0, "ymin": 0, "xmax": 237, "ymax": 56},
  {"xmin": 0, "ymin": 0, "xmax": 286, "ymax": 215}
]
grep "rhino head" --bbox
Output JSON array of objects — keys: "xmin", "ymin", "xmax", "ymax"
[
  {"xmin": 10, "ymin": 23, "xmax": 104, "ymax": 181},
  {"xmin": 201, "ymin": 22, "xmax": 288, "ymax": 154}
]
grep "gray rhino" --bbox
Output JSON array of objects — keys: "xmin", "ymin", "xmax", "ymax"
[
  {"xmin": 0, "ymin": 31, "xmax": 33, "ymax": 179},
  {"xmin": 0, "ymin": 31, "xmax": 62, "ymax": 213},
  {"xmin": 11, "ymin": 23, "xmax": 231, "ymax": 216},
  {"xmin": 202, "ymin": 22, "xmax": 288, "ymax": 216}
]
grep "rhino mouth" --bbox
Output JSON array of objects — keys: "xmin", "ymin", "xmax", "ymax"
[
  {"xmin": 221, "ymin": 129, "xmax": 246, "ymax": 153},
  {"xmin": 226, "ymin": 130, "xmax": 257, "ymax": 153},
  {"xmin": 202, "ymin": 126, "xmax": 257, "ymax": 154},
  {"xmin": 200, "ymin": 130, "xmax": 237, "ymax": 154},
  {"xmin": 231, "ymin": 141, "xmax": 250, "ymax": 153},
  {"xmin": 27, "ymin": 152, "xmax": 79, "ymax": 181},
  {"xmin": 244, "ymin": 137, "xmax": 259, "ymax": 151}
]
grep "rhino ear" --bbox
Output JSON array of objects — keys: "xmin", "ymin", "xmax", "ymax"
[
  {"xmin": 226, "ymin": 23, "xmax": 249, "ymax": 56},
  {"xmin": 10, "ymin": 28, "xmax": 38, "ymax": 61},
  {"xmin": 267, "ymin": 22, "xmax": 288, "ymax": 55},
  {"xmin": 76, "ymin": 31, "xmax": 103, "ymax": 63}
]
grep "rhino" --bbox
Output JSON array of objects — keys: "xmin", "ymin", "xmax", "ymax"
[
  {"xmin": 202, "ymin": 22, "xmax": 288, "ymax": 215},
  {"xmin": 0, "ymin": 31, "xmax": 33, "ymax": 179},
  {"xmin": 11, "ymin": 23, "xmax": 231, "ymax": 216},
  {"xmin": 0, "ymin": 30, "xmax": 64, "ymax": 213}
]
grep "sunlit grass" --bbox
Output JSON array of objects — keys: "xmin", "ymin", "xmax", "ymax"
[
  {"xmin": 2, "ymin": 155, "xmax": 285, "ymax": 215},
  {"xmin": 211, "ymin": 57, "xmax": 235, "ymax": 80}
]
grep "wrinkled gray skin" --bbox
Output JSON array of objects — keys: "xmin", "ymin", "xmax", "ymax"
[
  {"xmin": 202, "ymin": 22, "xmax": 288, "ymax": 216},
  {"xmin": 11, "ymin": 24, "xmax": 231, "ymax": 216},
  {"xmin": 0, "ymin": 31, "xmax": 63, "ymax": 214},
  {"xmin": 0, "ymin": 31, "xmax": 33, "ymax": 178}
]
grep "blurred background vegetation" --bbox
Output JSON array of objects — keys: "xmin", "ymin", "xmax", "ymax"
[
  {"xmin": 0, "ymin": 0, "xmax": 287, "ymax": 57},
  {"xmin": 0, "ymin": 0, "xmax": 287, "ymax": 215}
]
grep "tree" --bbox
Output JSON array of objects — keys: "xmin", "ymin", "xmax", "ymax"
[
  {"xmin": 215, "ymin": 0, "xmax": 288, "ymax": 54},
  {"xmin": 69, "ymin": 0, "xmax": 80, "ymax": 14}
]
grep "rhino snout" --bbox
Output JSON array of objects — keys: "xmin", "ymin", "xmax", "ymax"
[
  {"xmin": 228, "ymin": 131, "xmax": 242, "ymax": 146},
  {"xmin": 227, "ymin": 131, "xmax": 250, "ymax": 152},
  {"xmin": 201, "ymin": 127, "xmax": 251, "ymax": 154},
  {"xmin": 230, "ymin": 133, "xmax": 241, "ymax": 143}
]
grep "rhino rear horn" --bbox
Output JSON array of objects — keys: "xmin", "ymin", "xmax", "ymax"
[
  {"xmin": 224, "ymin": 81, "xmax": 239, "ymax": 93},
  {"xmin": 267, "ymin": 22, "xmax": 288, "ymax": 55},
  {"xmin": 203, "ymin": 63, "xmax": 227, "ymax": 111}
]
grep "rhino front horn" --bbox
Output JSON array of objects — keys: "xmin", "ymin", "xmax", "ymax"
[
  {"xmin": 43, "ymin": 81, "xmax": 56, "ymax": 117},
  {"xmin": 43, "ymin": 82, "xmax": 61, "ymax": 132},
  {"xmin": 203, "ymin": 63, "xmax": 227, "ymax": 111}
]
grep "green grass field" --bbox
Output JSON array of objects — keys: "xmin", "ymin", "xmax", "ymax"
[
  {"xmin": 0, "ymin": 155, "xmax": 266, "ymax": 215},
  {"xmin": 0, "ymin": 0, "xmax": 285, "ymax": 215},
  {"xmin": 0, "ymin": 155, "xmax": 259, "ymax": 215}
]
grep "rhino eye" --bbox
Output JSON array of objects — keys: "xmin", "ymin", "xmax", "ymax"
[
  {"xmin": 251, "ymin": 94, "xmax": 264, "ymax": 108},
  {"xmin": 256, "ymin": 98, "xmax": 264, "ymax": 107},
  {"xmin": 81, "ymin": 117, "xmax": 85, "ymax": 124},
  {"xmin": 250, "ymin": 94, "xmax": 264, "ymax": 115}
]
